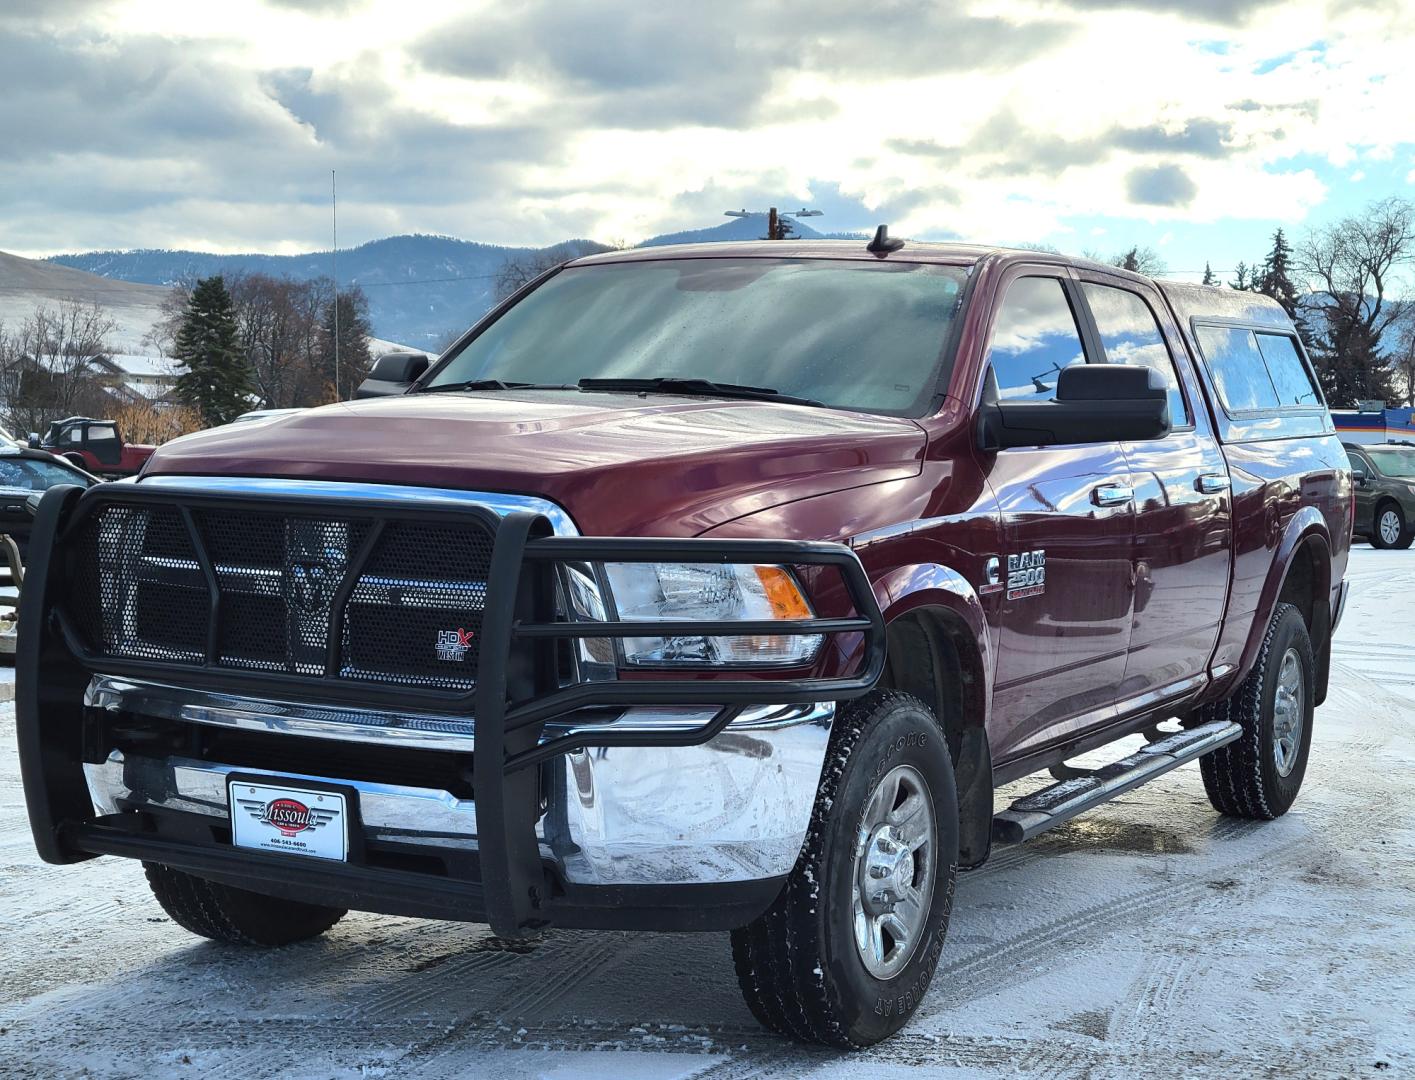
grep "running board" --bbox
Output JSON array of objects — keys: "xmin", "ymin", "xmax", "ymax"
[{"xmin": 992, "ymin": 720, "xmax": 1242, "ymax": 844}]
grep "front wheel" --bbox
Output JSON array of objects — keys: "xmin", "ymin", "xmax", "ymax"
[
  {"xmin": 731, "ymin": 690, "xmax": 959, "ymax": 1048},
  {"xmin": 144, "ymin": 862, "xmax": 345, "ymax": 946},
  {"xmin": 1372, "ymin": 502, "xmax": 1412, "ymax": 549}
]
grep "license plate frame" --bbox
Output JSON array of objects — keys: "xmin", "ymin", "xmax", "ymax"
[{"xmin": 227, "ymin": 774, "xmax": 357, "ymax": 862}]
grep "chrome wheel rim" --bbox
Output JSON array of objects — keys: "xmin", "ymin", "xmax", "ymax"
[
  {"xmin": 1272, "ymin": 647, "xmax": 1305, "ymax": 777},
  {"xmin": 851, "ymin": 763, "xmax": 935, "ymax": 980},
  {"xmin": 1380, "ymin": 509, "xmax": 1402, "ymax": 545}
]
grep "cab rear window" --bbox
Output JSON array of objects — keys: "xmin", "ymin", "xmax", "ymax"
[{"xmin": 1194, "ymin": 325, "xmax": 1321, "ymax": 415}]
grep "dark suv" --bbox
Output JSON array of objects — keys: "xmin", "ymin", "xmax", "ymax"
[
  {"xmin": 17, "ymin": 238, "xmax": 1349, "ymax": 1048},
  {"xmin": 1344, "ymin": 441, "xmax": 1415, "ymax": 549}
]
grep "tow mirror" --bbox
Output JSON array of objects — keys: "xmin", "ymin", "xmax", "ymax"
[
  {"xmin": 354, "ymin": 352, "xmax": 430, "ymax": 399},
  {"xmin": 27, "ymin": 432, "xmax": 40, "ymax": 449},
  {"xmin": 979, "ymin": 364, "xmax": 1171, "ymax": 451}
]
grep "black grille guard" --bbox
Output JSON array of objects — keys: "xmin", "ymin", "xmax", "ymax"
[{"xmin": 16, "ymin": 484, "xmax": 886, "ymax": 938}]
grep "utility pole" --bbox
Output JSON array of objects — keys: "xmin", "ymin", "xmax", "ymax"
[
  {"xmin": 725, "ymin": 206, "xmax": 823, "ymax": 240},
  {"xmin": 331, "ymin": 169, "xmax": 341, "ymax": 400}
]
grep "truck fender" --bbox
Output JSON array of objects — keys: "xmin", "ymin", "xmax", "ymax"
[
  {"xmin": 870, "ymin": 563, "xmax": 995, "ymax": 868},
  {"xmin": 1235, "ymin": 506, "xmax": 1332, "ymax": 693}
]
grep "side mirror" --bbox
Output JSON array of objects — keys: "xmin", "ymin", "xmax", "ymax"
[
  {"xmin": 354, "ymin": 352, "xmax": 430, "ymax": 399},
  {"xmin": 979, "ymin": 364, "xmax": 1171, "ymax": 451},
  {"xmin": 27, "ymin": 432, "xmax": 40, "ymax": 449},
  {"xmin": 1351, "ymin": 467, "xmax": 1368, "ymax": 486}
]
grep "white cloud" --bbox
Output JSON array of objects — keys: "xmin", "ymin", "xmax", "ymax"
[{"xmin": 3, "ymin": 0, "xmax": 1414, "ymax": 256}]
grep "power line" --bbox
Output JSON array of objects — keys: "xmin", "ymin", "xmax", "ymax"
[{"xmin": 355, "ymin": 273, "xmax": 499, "ymax": 288}]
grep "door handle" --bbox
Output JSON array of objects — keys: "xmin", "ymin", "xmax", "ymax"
[
  {"xmin": 1092, "ymin": 484, "xmax": 1134, "ymax": 507},
  {"xmin": 1196, "ymin": 473, "xmax": 1231, "ymax": 494}
]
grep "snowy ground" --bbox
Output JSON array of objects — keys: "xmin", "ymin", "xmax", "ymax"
[{"xmin": 1, "ymin": 546, "xmax": 1411, "ymax": 1079}]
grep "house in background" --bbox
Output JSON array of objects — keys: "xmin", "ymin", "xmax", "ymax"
[{"xmin": 90, "ymin": 353, "xmax": 180, "ymax": 406}]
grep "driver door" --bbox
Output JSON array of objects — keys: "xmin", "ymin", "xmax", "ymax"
[
  {"xmin": 979, "ymin": 269, "xmax": 1136, "ymax": 762},
  {"xmin": 84, "ymin": 423, "xmax": 122, "ymax": 466}
]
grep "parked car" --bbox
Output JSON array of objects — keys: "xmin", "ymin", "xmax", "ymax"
[
  {"xmin": 16, "ymin": 237, "xmax": 1349, "ymax": 1049},
  {"xmin": 1344, "ymin": 441, "xmax": 1415, "ymax": 549},
  {"xmin": 0, "ymin": 446, "xmax": 100, "ymax": 559},
  {"xmin": 36, "ymin": 416, "xmax": 155, "ymax": 477}
]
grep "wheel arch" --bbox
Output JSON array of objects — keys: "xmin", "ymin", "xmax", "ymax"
[
  {"xmin": 872, "ymin": 564, "xmax": 995, "ymax": 867},
  {"xmin": 1243, "ymin": 510, "xmax": 1333, "ymax": 705}
]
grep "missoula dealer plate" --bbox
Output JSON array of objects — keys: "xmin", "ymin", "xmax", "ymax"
[{"xmin": 228, "ymin": 780, "xmax": 349, "ymax": 862}]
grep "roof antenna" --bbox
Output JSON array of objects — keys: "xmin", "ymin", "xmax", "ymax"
[{"xmin": 867, "ymin": 224, "xmax": 905, "ymax": 254}]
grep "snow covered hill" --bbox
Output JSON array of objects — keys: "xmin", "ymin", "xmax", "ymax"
[
  {"xmin": 49, "ymin": 236, "xmax": 610, "ymax": 348},
  {"xmin": 0, "ymin": 250, "xmax": 172, "ymax": 354}
]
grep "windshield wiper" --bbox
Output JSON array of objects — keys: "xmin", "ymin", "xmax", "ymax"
[
  {"xmin": 419, "ymin": 379, "xmax": 576, "ymax": 394},
  {"xmin": 576, "ymin": 377, "xmax": 824, "ymax": 408}
]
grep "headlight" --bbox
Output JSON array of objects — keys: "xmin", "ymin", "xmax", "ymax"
[{"xmin": 601, "ymin": 562, "xmax": 823, "ymax": 666}]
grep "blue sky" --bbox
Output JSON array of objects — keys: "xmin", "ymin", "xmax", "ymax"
[{"xmin": 3, "ymin": 0, "xmax": 1413, "ymax": 283}]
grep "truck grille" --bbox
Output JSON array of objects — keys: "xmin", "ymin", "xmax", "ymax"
[{"xmin": 66, "ymin": 503, "xmax": 494, "ymax": 692}]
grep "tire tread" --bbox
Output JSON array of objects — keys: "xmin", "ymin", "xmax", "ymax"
[
  {"xmin": 1197, "ymin": 602, "xmax": 1310, "ymax": 821},
  {"xmin": 143, "ymin": 862, "xmax": 345, "ymax": 947},
  {"xmin": 730, "ymin": 689, "xmax": 955, "ymax": 1049}
]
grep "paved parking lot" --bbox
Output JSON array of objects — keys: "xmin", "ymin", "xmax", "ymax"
[{"xmin": 1, "ymin": 546, "xmax": 1411, "ymax": 1079}]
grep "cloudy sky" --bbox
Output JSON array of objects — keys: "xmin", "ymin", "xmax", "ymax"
[{"xmin": 4, "ymin": 0, "xmax": 1414, "ymax": 279}]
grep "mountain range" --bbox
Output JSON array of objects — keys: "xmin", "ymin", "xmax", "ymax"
[{"xmin": 44, "ymin": 214, "xmax": 844, "ymax": 347}]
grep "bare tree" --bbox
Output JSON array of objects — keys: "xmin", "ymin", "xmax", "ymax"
[
  {"xmin": 1112, "ymin": 246, "xmax": 1167, "ymax": 275},
  {"xmin": 1081, "ymin": 245, "xmax": 1167, "ymax": 275},
  {"xmin": 0, "ymin": 299, "xmax": 117, "ymax": 436},
  {"xmin": 1392, "ymin": 317, "xmax": 1415, "ymax": 407},
  {"xmin": 142, "ymin": 275, "xmax": 196, "ymax": 357},
  {"xmin": 1299, "ymin": 196, "xmax": 1415, "ymax": 405},
  {"xmin": 491, "ymin": 241, "xmax": 620, "ymax": 303},
  {"xmin": 493, "ymin": 250, "xmax": 568, "ymax": 303}
]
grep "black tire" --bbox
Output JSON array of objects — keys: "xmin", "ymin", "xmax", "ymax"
[
  {"xmin": 730, "ymin": 689, "xmax": 959, "ymax": 1048},
  {"xmin": 143, "ymin": 862, "xmax": 345, "ymax": 946},
  {"xmin": 1198, "ymin": 603, "xmax": 1314, "ymax": 820},
  {"xmin": 1371, "ymin": 501, "xmax": 1412, "ymax": 550}
]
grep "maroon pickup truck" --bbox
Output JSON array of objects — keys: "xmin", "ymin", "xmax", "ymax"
[{"xmin": 17, "ymin": 236, "xmax": 1350, "ymax": 1048}]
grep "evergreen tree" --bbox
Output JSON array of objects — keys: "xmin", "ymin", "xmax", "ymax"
[
  {"xmin": 317, "ymin": 287, "xmax": 373, "ymax": 401},
  {"xmin": 1228, "ymin": 261, "xmax": 1254, "ymax": 291},
  {"xmin": 1255, "ymin": 229, "xmax": 1300, "ymax": 318},
  {"xmin": 1201, "ymin": 262, "xmax": 1216, "ymax": 286},
  {"xmin": 173, "ymin": 276, "xmax": 254, "ymax": 426},
  {"xmin": 1312, "ymin": 317, "xmax": 1396, "ymax": 406}
]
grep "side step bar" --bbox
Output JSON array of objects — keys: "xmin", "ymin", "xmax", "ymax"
[{"xmin": 992, "ymin": 720, "xmax": 1242, "ymax": 844}]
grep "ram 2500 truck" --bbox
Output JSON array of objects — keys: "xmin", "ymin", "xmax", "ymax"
[{"xmin": 17, "ymin": 237, "xmax": 1350, "ymax": 1048}]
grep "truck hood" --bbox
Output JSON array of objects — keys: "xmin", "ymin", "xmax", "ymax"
[{"xmin": 142, "ymin": 391, "xmax": 927, "ymax": 535}]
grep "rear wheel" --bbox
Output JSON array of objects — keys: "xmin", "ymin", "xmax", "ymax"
[
  {"xmin": 1198, "ymin": 603, "xmax": 1314, "ymax": 819},
  {"xmin": 730, "ymin": 690, "xmax": 959, "ymax": 1048},
  {"xmin": 1372, "ymin": 502, "xmax": 1412, "ymax": 549},
  {"xmin": 143, "ymin": 862, "xmax": 345, "ymax": 946}
]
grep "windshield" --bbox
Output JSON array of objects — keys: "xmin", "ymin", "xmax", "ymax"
[
  {"xmin": 424, "ymin": 258, "xmax": 970, "ymax": 415},
  {"xmin": 1365, "ymin": 447, "xmax": 1415, "ymax": 479},
  {"xmin": 0, "ymin": 457, "xmax": 87, "ymax": 490}
]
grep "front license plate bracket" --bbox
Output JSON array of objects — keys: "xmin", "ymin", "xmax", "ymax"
[{"xmin": 226, "ymin": 773, "xmax": 363, "ymax": 863}]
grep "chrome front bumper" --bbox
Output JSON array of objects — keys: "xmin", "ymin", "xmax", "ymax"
[{"xmin": 83, "ymin": 676, "xmax": 833, "ymax": 887}]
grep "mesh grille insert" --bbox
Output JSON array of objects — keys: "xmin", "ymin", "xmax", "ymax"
[
  {"xmin": 341, "ymin": 521, "xmax": 493, "ymax": 690},
  {"xmin": 64, "ymin": 501, "xmax": 496, "ymax": 693}
]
